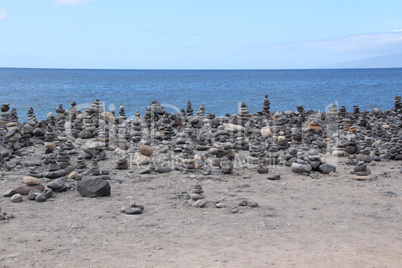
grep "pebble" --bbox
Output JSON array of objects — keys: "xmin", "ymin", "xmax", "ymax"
[
  {"xmin": 247, "ymin": 201, "xmax": 259, "ymax": 208},
  {"xmin": 267, "ymin": 174, "xmax": 281, "ymax": 180},
  {"xmin": 10, "ymin": 194, "xmax": 23, "ymax": 202},
  {"xmin": 122, "ymin": 207, "xmax": 143, "ymax": 214},
  {"xmin": 215, "ymin": 203, "xmax": 226, "ymax": 208},
  {"xmin": 2, "ymin": 189, "xmax": 17, "ymax": 197},
  {"xmin": 353, "ymin": 175, "xmax": 372, "ymax": 181},
  {"xmin": 35, "ymin": 194, "xmax": 47, "ymax": 202},
  {"xmin": 192, "ymin": 199, "xmax": 207, "ymax": 208},
  {"xmin": 22, "ymin": 176, "xmax": 42, "ymax": 186}
]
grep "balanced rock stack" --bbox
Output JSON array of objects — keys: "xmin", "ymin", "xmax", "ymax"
[
  {"xmin": 116, "ymin": 158, "xmax": 129, "ymax": 170},
  {"xmin": 394, "ymin": 96, "xmax": 401, "ymax": 112},
  {"xmin": 3, "ymin": 121, "xmax": 21, "ymax": 152},
  {"xmin": 0, "ymin": 103, "xmax": 12, "ymax": 124},
  {"xmin": 133, "ymin": 144, "xmax": 153, "ymax": 166},
  {"xmin": 145, "ymin": 100, "xmax": 165, "ymax": 122},
  {"xmin": 43, "ymin": 154, "xmax": 67, "ymax": 179},
  {"xmin": 352, "ymin": 161, "xmax": 371, "ymax": 180},
  {"xmin": 197, "ymin": 104, "xmax": 205, "ymax": 117},
  {"xmin": 291, "ymin": 151, "xmax": 312, "ymax": 174},
  {"xmin": 238, "ymin": 102, "xmax": 250, "ymax": 120},
  {"xmin": 186, "ymin": 100, "xmax": 193, "ymax": 116},
  {"xmin": 190, "ymin": 184, "xmax": 207, "ymax": 208},
  {"xmin": 261, "ymin": 95, "xmax": 270, "ymax": 115}
]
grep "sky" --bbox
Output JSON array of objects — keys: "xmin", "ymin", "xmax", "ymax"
[{"xmin": 1, "ymin": 0, "xmax": 402, "ymax": 69}]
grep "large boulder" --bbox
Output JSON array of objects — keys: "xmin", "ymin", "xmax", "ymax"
[{"xmin": 77, "ymin": 178, "xmax": 111, "ymax": 197}]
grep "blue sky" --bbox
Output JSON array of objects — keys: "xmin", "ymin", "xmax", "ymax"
[{"xmin": 1, "ymin": 0, "xmax": 402, "ymax": 69}]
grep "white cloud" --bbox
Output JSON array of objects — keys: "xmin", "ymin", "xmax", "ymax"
[
  {"xmin": 54, "ymin": 0, "xmax": 94, "ymax": 6},
  {"xmin": 0, "ymin": 8, "xmax": 7, "ymax": 20},
  {"xmin": 259, "ymin": 30, "xmax": 402, "ymax": 54}
]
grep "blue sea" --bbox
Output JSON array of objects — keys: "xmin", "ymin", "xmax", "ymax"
[{"xmin": 0, "ymin": 68, "xmax": 401, "ymax": 121}]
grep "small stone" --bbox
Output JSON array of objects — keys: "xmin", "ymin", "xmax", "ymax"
[
  {"xmin": 67, "ymin": 171, "xmax": 79, "ymax": 180},
  {"xmin": 0, "ymin": 213, "xmax": 5, "ymax": 220},
  {"xmin": 10, "ymin": 194, "xmax": 23, "ymax": 202},
  {"xmin": 138, "ymin": 145, "xmax": 153, "ymax": 156},
  {"xmin": 43, "ymin": 189, "xmax": 53, "ymax": 199},
  {"xmin": 14, "ymin": 185, "xmax": 45, "ymax": 195},
  {"xmin": 189, "ymin": 193, "xmax": 205, "ymax": 201},
  {"xmin": 230, "ymin": 208, "xmax": 239, "ymax": 214},
  {"xmin": 267, "ymin": 174, "xmax": 281, "ymax": 180},
  {"xmin": 133, "ymin": 152, "xmax": 151, "ymax": 165},
  {"xmin": 2, "ymin": 189, "xmax": 17, "ymax": 197},
  {"xmin": 353, "ymin": 175, "xmax": 371, "ymax": 181},
  {"xmin": 27, "ymin": 189, "xmax": 41, "ymax": 200},
  {"xmin": 35, "ymin": 194, "xmax": 47, "ymax": 202},
  {"xmin": 215, "ymin": 203, "xmax": 226, "ymax": 208},
  {"xmin": 291, "ymin": 162, "xmax": 312, "ymax": 173},
  {"xmin": 257, "ymin": 166, "xmax": 269, "ymax": 174},
  {"xmin": 155, "ymin": 164, "xmax": 172, "ymax": 173},
  {"xmin": 238, "ymin": 200, "xmax": 248, "ymax": 206},
  {"xmin": 47, "ymin": 177, "xmax": 67, "ymax": 192},
  {"xmin": 192, "ymin": 199, "xmax": 207, "ymax": 208},
  {"xmin": 247, "ymin": 201, "xmax": 259, "ymax": 208},
  {"xmin": 122, "ymin": 207, "xmax": 143, "ymax": 214},
  {"xmin": 22, "ymin": 176, "xmax": 42, "ymax": 186},
  {"xmin": 77, "ymin": 178, "xmax": 111, "ymax": 197},
  {"xmin": 43, "ymin": 169, "xmax": 67, "ymax": 179},
  {"xmin": 318, "ymin": 163, "xmax": 336, "ymax": 174}
]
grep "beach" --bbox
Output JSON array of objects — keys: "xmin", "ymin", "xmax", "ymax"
[{"xmin": 0, "ymin": 98, "xmax": 401, "ymax": 267}]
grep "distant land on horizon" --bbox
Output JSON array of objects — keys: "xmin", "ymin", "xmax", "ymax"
[{"xmin": 322, "ymin": 53, "xmax": 402, "ymax": 69}]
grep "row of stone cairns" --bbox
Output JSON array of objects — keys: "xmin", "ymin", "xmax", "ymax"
[{"xmin": 1, "ymin": 96, "xmax": 401, "ymax": 177}]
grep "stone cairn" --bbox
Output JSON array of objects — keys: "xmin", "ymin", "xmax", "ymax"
[
  {"xmin": 0, "ymin": 96, "xmax": 401, "ymax": 185},
  {"xmin": 186, "ymin": 100, "xmax": 193, "ymax": 116}
]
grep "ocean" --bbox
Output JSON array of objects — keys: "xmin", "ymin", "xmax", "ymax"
[{"xmin": 0, "ymin": 68, "xmax": 401, "ymax": 121}]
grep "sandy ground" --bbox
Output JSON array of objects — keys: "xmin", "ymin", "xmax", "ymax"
[{"xmin": 1, "ymin": 148, "xmax": 401, "ymax": 268}]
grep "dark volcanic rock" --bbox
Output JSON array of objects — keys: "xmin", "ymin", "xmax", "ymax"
[
  {"xmin": 318, "ymin": 163, "xmax": 336, "ymax": 174},
  {"xmin": 47, "ymin": 177, "xmax": 67, "ymax": 192},
  {"xmin": 267, "ymin": 174, "xmax": 281, "ymax": 180},
  {"xmin": 77, "ymin": 178, "xmax": 111, "ymax": 197},
  {"xmin": 43, "ymin": 169, "xmax": 67, "ymax": 179}
]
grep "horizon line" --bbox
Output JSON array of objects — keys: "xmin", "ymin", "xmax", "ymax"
[{"xmin": 1, "ymin": 66, "xmax": 402, "ymax": 71}]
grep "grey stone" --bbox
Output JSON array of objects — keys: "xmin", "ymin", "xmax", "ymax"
[
  {"xmin": 10, "ymin": 194, "xmax": 23, "ymax": 202},
  {"xmin": 2, "ymin": 189, "xmax": 17, "ymax": 197},
  {"xmin": 27, "ymin": 189, "xmax": 41, "ymax": 200},
  {"xmin": 47, "ymin": 177, "xmax": 67, "ymax": 192},
  {"xmin": 43, "ymin": 169, "xmax": 67, "ymax": 179},
  {"xmin": 267, "ymin": 174, "xmax": 281, "ymax": 180},
  {"xmin": 35, "ymin": 194, "xmax": 47, "ymax": 202},
  {"xmin": 256, "ymin": 166, "xmax": 269, "ymax": 174},
  {"xmin": 77, "ymin": 178, "xmax": 111, "ymax": 197},
  {"xmin": 291, "ymin": 162, "xmax": 312, "ymax": 173},
  {"xmin": 192, "ymin": 199, "xmax": 207, "ymax": 208},
  {"xmin": 318, "ymin": 163, "xmax": 336, "ymax": 174},
  {"xmin": 122, "ymin": 207, "xmax": 143, "ymax": 214}
]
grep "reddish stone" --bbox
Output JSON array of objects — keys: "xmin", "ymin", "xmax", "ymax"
[{"xmin": 14, "ymin": 184, "xmax": 45, "ymax": 195}]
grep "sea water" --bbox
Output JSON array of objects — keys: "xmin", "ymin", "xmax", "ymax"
[{"xmin": 0, "ymin": 68, "xmax": 401, "ymax": 120}]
